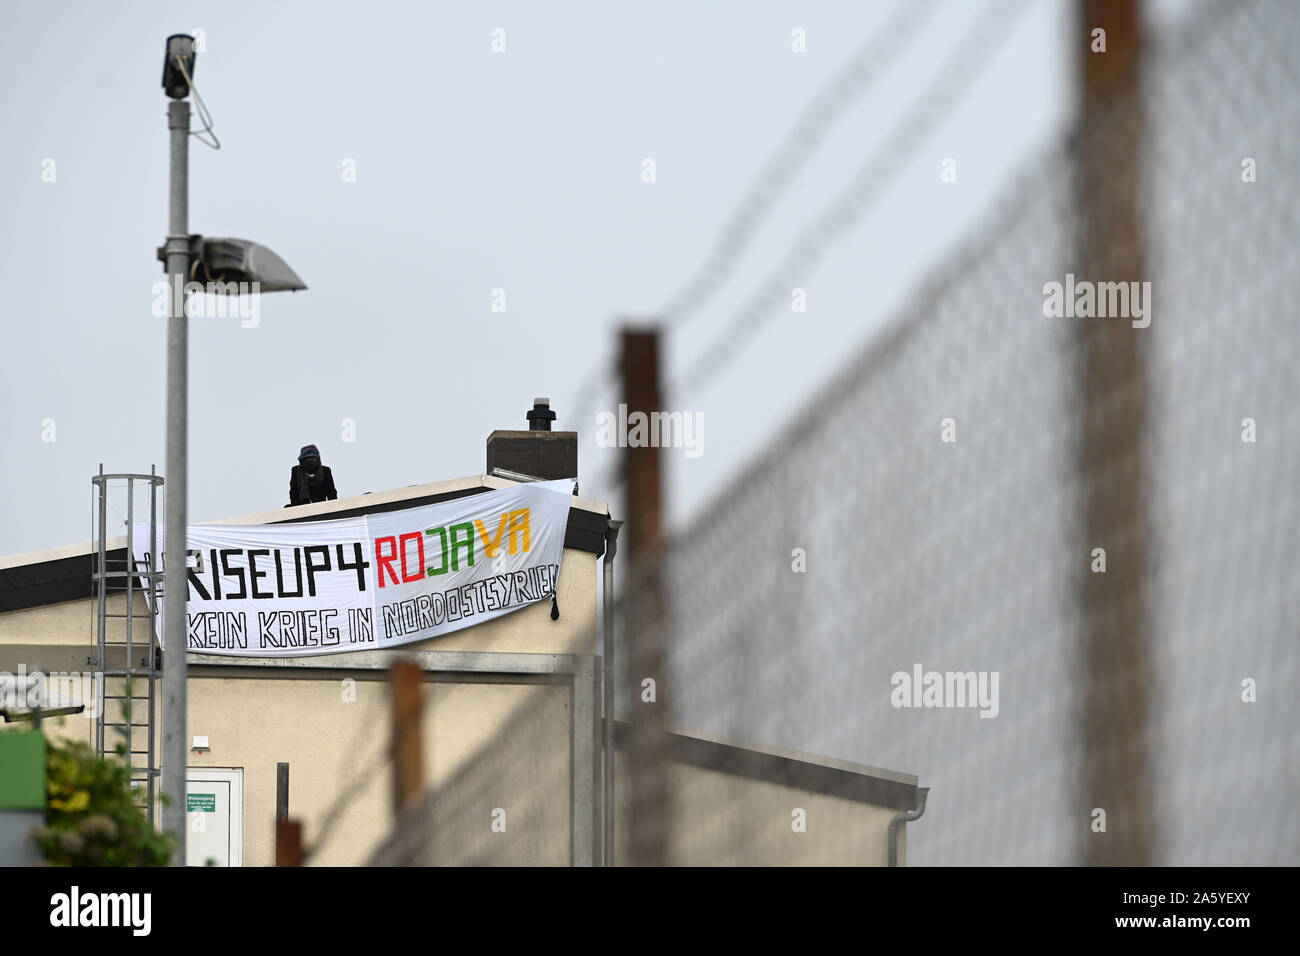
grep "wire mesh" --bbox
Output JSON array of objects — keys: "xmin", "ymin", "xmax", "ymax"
[
  {"xmin": 367, "ymin": 680, "xmax": 576, "ymax": 866},
  {"xmin": 617, "ymin": 0, "xmax": 1299, "ymax": 865},
  {"xmin": 364, "ymin": 0, "xmax": 1298, "ymax": 866}
]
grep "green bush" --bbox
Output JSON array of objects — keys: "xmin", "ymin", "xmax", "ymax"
[{"xmin": 31, "ymin": 739, "xmax": 176, "ymax": 867}]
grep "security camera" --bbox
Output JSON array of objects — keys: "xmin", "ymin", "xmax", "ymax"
[{"xmin": 162, "ymin": 34, "xmax": 196, "ymax": 99}]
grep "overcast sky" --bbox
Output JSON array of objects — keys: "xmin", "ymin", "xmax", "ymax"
[{"xmin": 1, "ymin": 0, "xmax": 1194, "ymax": 556}]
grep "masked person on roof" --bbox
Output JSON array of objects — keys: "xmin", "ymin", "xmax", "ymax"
[{"xmin": 288, "ymin": 444, "xmax": 338, "ymax": 506}]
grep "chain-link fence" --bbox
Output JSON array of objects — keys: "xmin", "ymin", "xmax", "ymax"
[
  {"xmin": 615, "ymin": 0, "xmax": 1299, "ymax": 865},
  {"xmin": 360, "ymin": 0, "xmax": 1298, "ymax": 866},
  {"xmin": 367, "ymin": 680, "xmax": 576, "ymax": 866}
]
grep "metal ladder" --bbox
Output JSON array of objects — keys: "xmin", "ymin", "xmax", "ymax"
[{"xmin": 92, "ymin": 466, "xmax": 164, "ymax": 823}]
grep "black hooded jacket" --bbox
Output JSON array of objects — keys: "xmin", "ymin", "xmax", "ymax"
[{"xmin": 289, "ymin": 464, "xmax": 338, "ymax": 506}]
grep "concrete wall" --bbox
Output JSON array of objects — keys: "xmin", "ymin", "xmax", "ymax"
[
  {"xmin": 0, "ymin": 589, "xmax": 153, "ymax": 751},
  {"xmin": 190, "ymin": 675, "xmax": 573, "ymax": 867},
  {"xmin": 375, "ymin": 677, "xmax": 575, "ymax": 866},
  {"xmin": 606, "ymin": 748, "xmax": 903, "ymax": 866},
  {"xmin": 371, "ymin": 689, "xmax": 908, "ymax": 866},
  {"xmin": 0, "ymin": 593, "xmax": 105, "ymax": 645},
  {"xmin": 0, "ymin": 549, "xmax": 596, "ymax": 867},
  {"xmin": 633, "ymin": 761, "xmax": 900, "ymax": 866}
]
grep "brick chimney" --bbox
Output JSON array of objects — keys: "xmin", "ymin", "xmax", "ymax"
[{"xmin": 486, "ymin": 398, "xmax": 577, "ymax": 481}]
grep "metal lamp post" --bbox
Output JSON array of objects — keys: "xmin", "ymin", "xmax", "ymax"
[{"xmin": 159, "ymin": 35, "xmax": 306, "ymax": 864}]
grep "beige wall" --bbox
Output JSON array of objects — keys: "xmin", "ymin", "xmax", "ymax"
[
  {"xmin": 374, "ymin": 677, "xmax": 575, "ymax": 866},
  {"xmin": 1, "ymin": 707, "xmax": 97, "ymax": 751},
  {"xmin": 0, "ymin": 548, "xmax": 595, "ymax": 762},
  {"xmin": 2, "ymin": 545, "xmax": 915, "ymax": 866},
  {"xmin": 624, "ymin": 760, "xmax": 901, "ymax": 866},
  {"xmin": 189, "ymin": 676, "xmax": 573, "ymax": 866},
  {"xmin": 686, "ymin": 762, "xmax": 899, "ymax": 865},
  {"xmin": 0, "ymin": 547, "xmax": 597, "ymax": 868},
  {"xmin": 370, "ymin": 685, "xmax": 906, "ymax": 866},
  {"xmin": 0, "ymin": 594, "xmax": 104, "ymax": 645}
]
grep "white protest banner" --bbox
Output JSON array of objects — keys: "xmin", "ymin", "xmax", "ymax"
[{"xmin": 133, "ymin": 480, "xmax": 573, "ymax": 657}]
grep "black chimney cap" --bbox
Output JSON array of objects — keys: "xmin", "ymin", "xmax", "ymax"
[{"xmin": 526, "ymin": 397, "xmax": 556, "ymax": 432}]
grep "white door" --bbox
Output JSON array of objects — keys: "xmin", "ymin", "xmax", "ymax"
[{"xmin": 186, "ymin": 768, "xmax": 242, "ymax": 867}]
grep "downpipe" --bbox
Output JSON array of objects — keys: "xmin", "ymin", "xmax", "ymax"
[{"xmin": 888, "ymin": 786, "xmax": 930, "ymax": 867}]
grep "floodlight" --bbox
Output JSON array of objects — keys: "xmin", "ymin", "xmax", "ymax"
[
  {"xmin": 195, "ymin": 237, "xmax": 308, "ymax": 292},
  {"xmin": 163, "ymin": 34, "xmax": 196, "ymax": 99},
  {"xmin": 156, "ymin": 236, "xmax": 308, "ymax": 292}
]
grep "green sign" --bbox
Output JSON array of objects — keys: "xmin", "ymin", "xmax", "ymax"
[
  {"xmin": 187, "ymin": 793, "xmax": 216, "ymax": 813},
  {"xmin": 0, "ymin": 731, "xmax": 46, "ymax": 810}
]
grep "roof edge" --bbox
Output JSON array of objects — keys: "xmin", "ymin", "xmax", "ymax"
[
  {"xmin": 613, "ymin": 717, "xmax": 920, "ymax": 810},
  {"xmin": 0, "ymin": 473, "xmax": 609, "ymax": 571}
]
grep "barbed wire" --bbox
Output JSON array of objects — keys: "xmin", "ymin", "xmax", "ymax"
[
  {"xmin": 572, "ymin": 0, "xmax": 1030, "ymax": 513},
  {"xmin": 563, "ymin": 0, "xmax": 943, "ymax": 444},
  {"xmin": 657, "ymin": 0, "xmax": 942, "ymax": 330},
  {"xmin": 669, "ymin": 0, "xmax": 1030, "ymax": 402}
]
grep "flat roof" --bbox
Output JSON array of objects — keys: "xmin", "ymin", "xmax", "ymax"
[{"xmin": 0, "ymin": 474, "xmax": 610, "ymax": 613}]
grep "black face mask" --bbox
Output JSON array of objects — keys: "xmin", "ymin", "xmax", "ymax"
[{"xmin": 301, "ymin": 457, "xmax": 320, "ymax": 475}]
